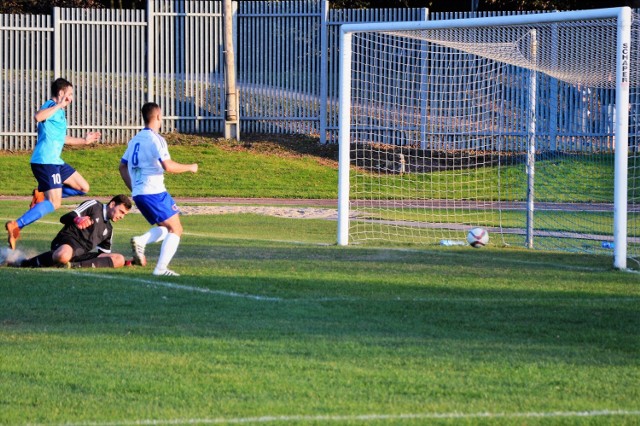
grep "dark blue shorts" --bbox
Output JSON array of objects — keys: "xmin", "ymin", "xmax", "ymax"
[
  {"xmin": 31, "ymin": 163, "xmax": 77, "ymax": 192},
  {"xmin": 133, "ymin": 192, "xmax": 180, "ymax": 225}
]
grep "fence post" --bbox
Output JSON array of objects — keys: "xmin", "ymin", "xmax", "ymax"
[
  {"xmin": 53, "ymin": 7, "xmax": 61, "ymax": 79},
  {"xmin": 223, "ymin": 0, "xmax": 240, "ymax": 140},
  {"xmin": 146, "ymin": 0, "xmax": 155, "ymax": 102},
  {"xmin": 319, "ymin": 0, "xmax": 329, "ymax": 144}
]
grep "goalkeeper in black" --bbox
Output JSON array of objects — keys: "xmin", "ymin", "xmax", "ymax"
[{"xmin": 15, "ymin": 194, "xmax": 133, "ymax": 269}]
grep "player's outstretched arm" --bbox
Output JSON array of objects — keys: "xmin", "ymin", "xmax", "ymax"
[
  {"xmin": 65, "ymin": 132, "xmax": 101, "ymax": 146},
  {"xmin": 161, "ymin": 159, "xmax": 198, "ymax": 174}
]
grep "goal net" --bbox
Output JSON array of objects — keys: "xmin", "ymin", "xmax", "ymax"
[{"xmin": 337, "ymin": 8, "xmax": 638, "ymax": 269}]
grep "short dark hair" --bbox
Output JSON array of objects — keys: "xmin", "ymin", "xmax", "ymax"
[
  {"xmin": 141, "ymin": 102, "xmax": 161, "ymax": 125},
  {"xmin": 51, "ymin": 78, "xmax": 72, "ymax": 97},
  {"xmin": 109, "ymin": 194, "xmax": 133, "ymax": 210}
]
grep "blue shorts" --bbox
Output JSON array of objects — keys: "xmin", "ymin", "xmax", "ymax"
[
  {"xmin": 31, "ymin": 163, "xmax": 77, "ymax": 192},
  {"xmin": 133, "ymin": 192, "xmax": 180, "ymax": 225}
]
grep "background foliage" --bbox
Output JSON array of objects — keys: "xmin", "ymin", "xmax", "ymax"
[{"xmin": 1, "ymin": 0, "xmax": 639, "ymax": 13}]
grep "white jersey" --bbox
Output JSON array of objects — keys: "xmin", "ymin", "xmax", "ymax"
[{"xmin": 121, "ymin": 128, "xmax": 171, "ymax": 196}]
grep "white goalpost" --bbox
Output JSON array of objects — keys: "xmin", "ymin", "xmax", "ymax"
[{"xmin": 337, "ymin": 7, "xmax": 636, "ymax": 270}]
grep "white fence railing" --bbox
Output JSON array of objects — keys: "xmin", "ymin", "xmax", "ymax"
[
  {"xmin": 0, "ymin": 2, "xmax": 633, "ymax": 149},
  {"xmin": 0, "ymin": 0, "xmax": 426, "ymax": 149}
]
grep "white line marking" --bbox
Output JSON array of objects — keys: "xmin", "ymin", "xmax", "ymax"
[
  {"xmin": 52, "ymin": 409, "xmax": 640, "ymax": 426},
  {"xmin": 47, "ymin": 270, "xmax": 282, "ymax": 302},
  {"xmin": 43, "ymin": 269, "xmax": 640, "ymax": 304}
]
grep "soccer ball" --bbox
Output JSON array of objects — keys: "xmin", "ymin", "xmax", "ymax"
[{"xmin": 467, "ymin": 227, "xmax": 489, "ymax": 248}]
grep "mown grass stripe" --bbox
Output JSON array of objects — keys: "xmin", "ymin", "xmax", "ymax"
[
  {"xmin": 48, "ymin": 270, "xmax": 640, "ymax": 305},
  {"xmin": 52, "ymin": 409, "xmax": 640, "ymax": 426}
]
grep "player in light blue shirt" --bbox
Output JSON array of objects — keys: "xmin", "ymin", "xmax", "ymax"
[
  {"xmin": 5, "ymin": 78, "xmax": 101, "ymax": 250},
  {"xmin": 119, "ymin": 102, "xmax": 198, "ymax": 276}
]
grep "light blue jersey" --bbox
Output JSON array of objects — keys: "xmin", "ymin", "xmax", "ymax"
[{"xmin": 31, "ymin": 99, "xmax": 67, "ymax": 165}]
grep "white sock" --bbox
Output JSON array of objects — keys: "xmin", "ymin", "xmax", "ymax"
[
  {"xmin": 136, "ymin": 226, "xmax": 168, "ymax": 246},
  {"xmin": 154, "ymin": 232, "xmax": 180, "ymax": 272}
]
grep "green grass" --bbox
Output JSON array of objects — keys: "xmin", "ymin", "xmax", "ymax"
[
  {"xmin": 352, "ymin": 155, "xmax": 615, "ymax": 203},
  {"xmin": 1, "ymin": 203, "xmax": 640, "ymax": 424},
  {"xmin": 0, "ymin": 137, "xmax": 618, "ymax": 203},
  {"xmin": 1, "ymin": 138, "xmax": 639, "ymax": 424},
  {"xmin": 0, "ymin": 135, "xmax": 339, "ymax": 199},
  {"xmin": 357, "ymin": 207, "xmax": 614, "ymax": 235}
]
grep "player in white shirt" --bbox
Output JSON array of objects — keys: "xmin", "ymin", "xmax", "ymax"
[{"xmin": 119, "ymin": 102, "xmax": 198, "ymax": 276}]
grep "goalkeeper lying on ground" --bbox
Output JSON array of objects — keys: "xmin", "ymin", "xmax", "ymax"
[{"xmin": 11, "ymin": 194, "xmax": 133, "ymax": 269}]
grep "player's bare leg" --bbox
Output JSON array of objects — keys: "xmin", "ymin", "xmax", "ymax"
[
  {"xmin": 43, "ymin": 187, "xmax": 64, "ymax": 209},
  {"xmin": 61, "ymin": 171, "xmax": 90, "ymax": 199},
  {"xmin": 52, "ymin": 244, "xmax": 74, "ymax": 265}
]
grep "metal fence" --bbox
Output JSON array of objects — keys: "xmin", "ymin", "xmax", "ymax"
[
  {"xmin": 0, "ymin": 8, "xmax": 148, "ymax": 149},
  {"xmin": 0, "ymin": 0, "xmax": 426, "ymax": 149},
  {"xmin": 0, "ymin": 2, "xmax": 631, "ymax": 149}
]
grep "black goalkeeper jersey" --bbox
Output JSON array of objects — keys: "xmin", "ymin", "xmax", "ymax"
[{"xmin": 55, "ymin": 200, "xmax": 113, "ymax": 253}]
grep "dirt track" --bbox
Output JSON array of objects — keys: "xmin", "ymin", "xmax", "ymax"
[
  {"xmin": 2, "ymin": 196, "xmax": 631, "ymax": 219},
  {"xmin": 0, "ymin": 196, "xmax": 341, "ymax": 220}
]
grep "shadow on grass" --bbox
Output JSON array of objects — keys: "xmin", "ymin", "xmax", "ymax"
[{"xmin": 2, "ymin": 242, "xmax": 638, "ymax": 367}]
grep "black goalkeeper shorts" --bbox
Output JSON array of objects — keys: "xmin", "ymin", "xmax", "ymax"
[{"xmin": 50, "ymin": 236, "xmax": 99, "ymax": 262}]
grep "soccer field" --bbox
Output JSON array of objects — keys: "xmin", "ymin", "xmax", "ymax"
[{"xmin": 1, "ymin": 199, "xmax": 639, "ymax": 425}]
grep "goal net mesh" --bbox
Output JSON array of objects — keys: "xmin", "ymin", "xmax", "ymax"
[{"xmin": 345, "ymin": 14, "xmax": 640, "ymax": 265}]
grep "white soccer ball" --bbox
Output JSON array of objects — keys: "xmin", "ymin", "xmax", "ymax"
[{"xmin": 467, "ymin": 227, "xmax": 489, "ymax": 248}]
